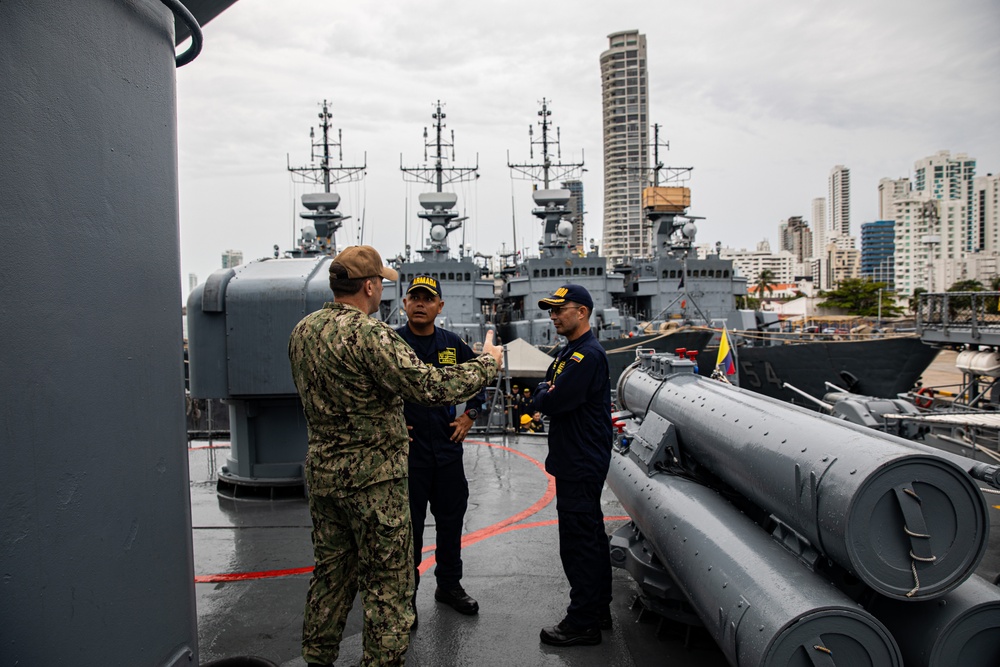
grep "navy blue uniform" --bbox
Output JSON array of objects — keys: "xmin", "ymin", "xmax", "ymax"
[
  {"xmin": 396, "ymin": 325, "xmax": 485, "ymax": 589},
  {"xmin": 528, "ymin": 329, "xmax": 613, "ymax": 630}
]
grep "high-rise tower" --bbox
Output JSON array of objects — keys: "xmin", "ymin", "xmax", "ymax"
[
  {"xmin": 600, "ymin": 30, "xmax": 649, "ymax": 261},
  {"xmin": 913, "ymin": 150, "xmax": 977, "ymax": 251},
  {"xmin": 562, "ymin": 179, "xmax": 586, "ymax": 250},
  {"xmin": 811, "ymin": 197, "xmax": 827, "ymax": 259},
  {"xmin": 829, "ymin": 165, "xmax": 851, "ymax": 238}
]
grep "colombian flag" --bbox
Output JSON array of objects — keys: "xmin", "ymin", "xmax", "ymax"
[{"xmin": 716, "ymin": 327, "xmax": 736, "ymax": 375}]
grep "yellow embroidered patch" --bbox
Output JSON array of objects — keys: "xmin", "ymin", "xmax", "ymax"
[{"xmin": 438, "ymin": 347, "xmax": 457, "ymax": 365}]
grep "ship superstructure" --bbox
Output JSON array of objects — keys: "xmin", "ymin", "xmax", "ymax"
[
  {"xmin": 613, "ymin": 124, "xmax": 747, "ymax": 329},
  {"xmin": 497, "ymin": 99, "xmax": 629, "ymax": 348},
  {"xmin": 380, "ymin": 101, "xmax": 495, "ymax": 345}
]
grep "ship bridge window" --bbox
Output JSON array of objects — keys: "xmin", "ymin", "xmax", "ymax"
[
  {"xmin": 700, "ymin": 269, "xmax": 707, "ymax": 277},
  {"xmin": 541, "ymin": 269, "xmax": 548, "ymax": 277},
  {"xmin": 558, "ymin": 268, "xmax": 565, "ymax": 276},
  {"xmin": 573, "ymin": 268, "xmax": 580, "ymax": 275},
  {"xmin": 723, "ymin": 270, "xmax": 730, "ymax": 278},
  {"xmin": 533, "ymin": 269, "xmax": 540, "ymax": 278},
  {"xmin": 598, "ymin": 267, "xmax": 603, "ymax": 276},
  {"xmin": 465, "ymin": 273, "xmax": 471, "ymax": 281}
]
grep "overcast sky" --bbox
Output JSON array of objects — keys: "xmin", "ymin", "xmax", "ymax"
[{"xmin": 176, "ymin": 0, "xmax": 1000, "ymax": 301}]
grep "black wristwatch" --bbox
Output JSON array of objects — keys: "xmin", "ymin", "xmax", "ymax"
[{"xmin": 465, "ymin": 408, "xmax": 479, "ymax": 420}]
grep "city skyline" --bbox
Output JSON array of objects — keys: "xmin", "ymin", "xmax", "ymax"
[{"xmin": 176, "ymin": 0, "xmax": 1000, "ymax": 301}]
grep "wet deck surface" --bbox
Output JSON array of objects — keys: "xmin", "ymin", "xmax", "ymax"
[
  {"xmin": 191, "ymin": 428, "xmax": 1000, "ymax": 666},
  {"xmin": 190, "ymin": 435, "xmax": 729, "ymax": 666}
]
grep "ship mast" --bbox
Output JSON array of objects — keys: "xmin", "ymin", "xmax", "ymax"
[
  {"xmin": 286, "ymin": 100, "xmax": 366, "ymax": 255},
  {"xmin": 400, "ymin": 100, "xmax": 479, "ymax": 261},
  {"xmin": 507, "ymin": 98, "xmax": 584, "ymax": 188},
  {"xmin": 507, "ymin": 99, "xmax": 585, "ymax": 257},
  {"xmin": 640, "ymin": 124, "xmax": 710, "ymax": 324},
  {"xmin": 400, "ymin": 100, "xmax": 479, "ymax": 193}
]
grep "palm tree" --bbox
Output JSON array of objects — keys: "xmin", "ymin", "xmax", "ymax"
[{"xmin": 754, "ymin": 269, "xmax": 778, "ymax": 307}]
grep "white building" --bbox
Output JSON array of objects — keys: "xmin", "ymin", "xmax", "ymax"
[
  {"xmin": 599, "ymin": 30, "xmax": 649, "ymax": 261},
  {"xmin": 880, "ymin": 152, "xmax": 988, "ymax": 295},
  {"xmin": 825, "ymin": 241, "xmax": 861, "ymax": 288},
  {"xmin": 913, "ymin": 150, "xmax": 977, "ymax": 251},
  {"xmin": 970, "ymin": 173, "xmax": 1000, "ymax": 255},
  {"xmin": 878, "ymin": 177, "xmax": 911, "ymax": 220},
  {"xmin": 811, "ymin": 197, "xmax": 827, "ymax": 260},
  {"xmin": 891, "ymin": 195, "xmax": 966, "ymax": 295},
  {"xmin": 829, "ymin": 165, "xmax": 851, "ymax": 238},
  {"xmin": 222, "ymin": 249, "xmax": 243, "ymax": 269},
  {"xmin": 963, "ymin": 173, "xmax": 1000, "ymax": 286},
  {"xmin": 719, "ymin": 240, "xmax": 795, "ymax": 286}
]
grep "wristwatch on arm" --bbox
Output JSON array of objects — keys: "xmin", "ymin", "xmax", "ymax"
[{"xmin": 464, "ymin": 408, "xmax": 479, "ymax": 421}]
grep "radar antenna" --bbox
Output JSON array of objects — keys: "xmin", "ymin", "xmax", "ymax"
[
  {"xmin": 285, "ymin": 100, "xmax": 366, "ymax": 256},
  {"xmin": 506, "ymin": 98, "xmax": 584, "ymax": 188},
  {"xmin": 400, "ymin": 100, "xmax": 479, "ymax": 192},
  {"xmin": 400, "ymin": 101, "xmax": 479, "ymax": 259}
]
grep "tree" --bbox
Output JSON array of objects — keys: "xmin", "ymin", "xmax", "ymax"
[
  {"xmin": 909, "ymin": 287, "xmax": 927, "ymax": 314},
  {"xmin": 818, "ymin": 278, "xmax": 902, "ymax": 317},
  {"xmin": 988, "ymin": 276, "xmax": 1000, "ymax": 312},
  {"xmin": 754, "ymin": 269, "xmax": 778, "ymax": 308},
  {"xmin": 945, "ymin": 279, "xmax": 985, "ymax": 318},
  {"xmin": 948, "ymin": 279, "xmax": 984, "ymax": 293}
]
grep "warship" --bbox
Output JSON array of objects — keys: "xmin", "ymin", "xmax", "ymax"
[
  {"xmin": 494, "ymin": 100, "xmax": 716, "ymax": 380},
  {"xmin": 378, "ymin": 100, "xmax": 496, "ymax": 345}
]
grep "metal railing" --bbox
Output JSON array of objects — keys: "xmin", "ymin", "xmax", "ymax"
[{"xmin": 917, "ymin": 291, "xmax": 1000, "ymax": 346}]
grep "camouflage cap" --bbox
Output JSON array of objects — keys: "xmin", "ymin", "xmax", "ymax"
[{"xmin": 330, "ymin": 245, "xmax": 398, "ymax": 281}]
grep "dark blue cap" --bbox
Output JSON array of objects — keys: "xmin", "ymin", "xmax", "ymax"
[
  {"xmin": 538, "ymin": 284, "xmax": 593, "ymax": 311},
  {"xmin": 406, "ymin": 275, "xmax": 442, "ymax": 297}
]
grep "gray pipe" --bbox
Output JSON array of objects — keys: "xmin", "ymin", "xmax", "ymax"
[
  {"xmin": 608, "ymin": 451, "xmax": 902, "ymax": 667},
  {"xmin": 866, "ymin": 573, "xmax": 1000, "ymax": 667},
  {"xmin": 1, "ymin": 1, "xmax": 198, "ymax": 664},
  {"xmin": 617, "ymin": 362, "xmax": 989, "ymax": 600}
]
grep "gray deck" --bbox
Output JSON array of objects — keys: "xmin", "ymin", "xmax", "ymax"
[
  {"xmin": 190, "ymin": 436, "xmax": 729, "ymax": 666},
  {"xmin": 190, "ymin": 431, "xmax": 1000, "ymax": 665}
]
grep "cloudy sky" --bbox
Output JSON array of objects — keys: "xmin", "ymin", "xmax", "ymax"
[{"xmin": 176, "ymin": 0, "xmax": 1000, "ymax": 301}]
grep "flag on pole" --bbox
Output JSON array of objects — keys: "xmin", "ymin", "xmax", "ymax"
[{"xmin": 716, "ymin": 326, "xmax": 736, "ymax": 375}]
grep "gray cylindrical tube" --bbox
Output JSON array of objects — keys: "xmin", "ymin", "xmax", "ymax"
[
  {"xmin": 867, "ymin": 573, "xmax": 1000, "ymax": 667},
  {"xmin": 1, "ymin": 1, "xmax": 198, "ymax": 665},
  {"xmin": 608, "ymin": 451, "xmax": 902, "ymax": 666},
  {"xmin": 618, "ymin": 367, "xmax": 989, "ymax": 600}
]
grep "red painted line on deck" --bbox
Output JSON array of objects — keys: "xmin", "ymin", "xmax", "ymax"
[
  {"xmin": 194, "ymin": 439, "xmax": 629, "ymax": 582},
  {"xmin": 195, "ymin": 566, "xmax": 312, "ymax": 583},
  {"xmin": 188, "ymin": 443, "xmax": 231, "ymax": 451},
  {"xmin": 418, "ymin": 440, "xmax": 555, "ymax": 573}
]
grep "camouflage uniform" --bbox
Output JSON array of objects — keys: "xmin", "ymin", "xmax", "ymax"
[{"xmin": 289, "ymin": 301, "xmax": 498, "ymax": 666}]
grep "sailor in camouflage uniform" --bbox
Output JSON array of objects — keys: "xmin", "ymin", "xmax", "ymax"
[{"xmin": 288, "ymin": 246, "xmax": 502, "ymax": 667}]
